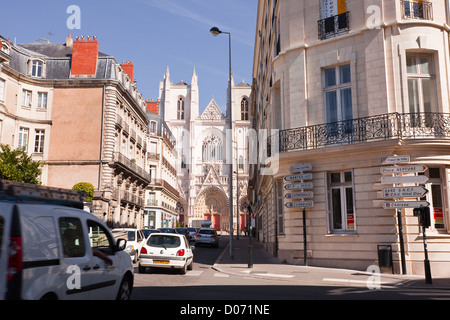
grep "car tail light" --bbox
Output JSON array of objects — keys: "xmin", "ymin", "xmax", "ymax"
[
  {"xmin": 7, "ymin": 237, "xmax": 22, "ymax": 281},
  {"xmin": 141, "ymin": 247, "xmax": 147, "ymax": 254},
  {"xmin": 196, "ymin": 234, "xmax": 201, "ymax": 237},
  {"xmin": 176, "ymin": 249, "xmax": 185, "ymax": 256}
]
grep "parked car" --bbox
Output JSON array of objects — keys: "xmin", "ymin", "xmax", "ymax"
[
  {"xmin": 111, "ymin": 228, "xmax": 145, "ymax": 263},
  {"xmin": 158, "ymin": 228, "xmax": 177, "ymax": 233},
  {"xmin": 140, "ymin": 228, "xmax": 160, "ymax": 239},
  {"xmin": 187, "ymin": 227, "xmax": 197, "ymax": 241},
  {"xmin": 175, "ymin": 227, "xmax": 191, "ymax": 242},
  {"xmin": 195, "ymin": 228, "xmax": 219, "ymax": 248},
  {"xmin": 138, "ymin": 233, "xmax": 194, "ymax": 274},
  {"xmin": 0, "ymin": 180, "xmax": 134, "ymax": 300}
]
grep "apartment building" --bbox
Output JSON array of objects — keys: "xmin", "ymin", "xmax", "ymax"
[
  {"xmin": 144, "ymin": 101, "xmax": 180, "ymax": 229},
  {"xmin": 0, "ymin": 35, "xmax": 150, "ymax": 227},
  {"xmin": 250, "ymin": 0, "xmax": 450, "ymax": 276}
]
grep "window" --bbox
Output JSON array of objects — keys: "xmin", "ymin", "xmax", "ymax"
[
  {"xmin": 407, "ymin": 53, "xmax": 436, "ymax": 126},
  {"xmin": 181, "ymin": 155, "xmax": 186, "ymax": 169},
  {"xmin": 0, "ymin": 79, "xmax": 5, "ymax": 101},
  {"xmin": 241, "ymin": 98, "xmax": 249, "ymax": 120},
  {"xmin": 150, "ymin": 121, "xmax": 157, "ymax": 134},
  {"xmin": 34, "ymin": 129, "xmax": 45, "ymax": 153},
  {"xmin": 328, "ymin": 171, "xmax": 355, "ymax": 233},
  {"xmin": 18, "ymin": 127, "xmax": 29, "ymax": 151},
  {"xmin": 177, "ymin": 97, "xmax": 185, "ymax": 120},
  {"xmin": 324, "ymin": 64, "xmax": 353, "ymax": 133},
  {"xmin": 403, "ymin": 0, "xmax": 433, "ymax": 20},
  {"xmin": 59, "ymin": 217, "xmax": 86, "ymax": 258},
  {"xmin": 31, "ymin": 60, "xmax": 43, "ymax": 77},
  {"xmin": 22, "ymin": 89, "xmax": 32, "ymax": 107},
  {"xmin": 318, "ymin": 0, "xmax": 349, "ymax": 39},
  {"xmin": 419, "ymin": 168, "xmax": 446, "ymax": 230},
  {"xmin": 238, "ymin": 155, "xmax": 244, "ymax": 170},
  {"xmin": 87, "ymin": 220, "xmax": 113, "ymax": 255},
  {"xmin": 202, "ymin": 134, "xmax": 222, "ymax": 162},
  {"xmin": 37, "ymin": 92, "xmax": 47, "ymax": 109}
]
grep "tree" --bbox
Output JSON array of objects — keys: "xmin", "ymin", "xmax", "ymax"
[
  {"xmin": 0, "ymin": 144, "xmax": 42, "ymax": 184},
  {"xmin": 72, "ymin": 182, "xmax": 95, "ymax": 202}
]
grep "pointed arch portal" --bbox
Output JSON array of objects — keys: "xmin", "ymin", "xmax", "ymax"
[{"xmin": 194, "ymin": 186, "xmax": 229, "ymax": 231}]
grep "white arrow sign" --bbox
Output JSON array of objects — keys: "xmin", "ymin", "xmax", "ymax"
[
  {"xmin": 284, "ymin": 173, "xmax": 313, "ymax": 182},
  {"xmin": 290, "ymin": 164, "xmax": 312, "ymax": 173},
  {"xmin": 381, "ymin": 155, "xmax": 410, "ymax": 164},
  {"xmin": 284, "ymin": 182, "xmax": 313, "ymax": 190},
  {"xmin": 383, "ymin": 201, "xmax": 430, "ymax": 209},
  {"xmin": 382, "ymin": 186, "xmax": 428, "ymax": 199},
  {"xmin": 381, "ymin": 175, "xmax": 429, "ymax": 184},
  {"xmin": 285, "ymin": 191, "xmax": 314, "ymax": 199},
  {"xmin": 285, "ymin": 200, "xmax": 314, "ymax": 208},
  {"xmin": 380, "ymin": 165, "xmax": 428, "ymax": 174}
]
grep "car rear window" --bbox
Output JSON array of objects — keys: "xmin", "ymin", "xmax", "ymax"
[
  {"xmin": 199, "ymin": 229, "xmax": 215, "ymax": 235},
  {"xmin": 148, "ymin": 235, "xmax": 181, "ymax": 248}
]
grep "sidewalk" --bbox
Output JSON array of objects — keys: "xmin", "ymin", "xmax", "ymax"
[{"xmin": 213, "ymin": 235, "xmax": 450, "ymax": 290}]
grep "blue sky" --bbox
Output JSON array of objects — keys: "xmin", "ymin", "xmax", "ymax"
[{"xmin": 0, "ymin": 0, "xmax": 258, "ymax": 113}]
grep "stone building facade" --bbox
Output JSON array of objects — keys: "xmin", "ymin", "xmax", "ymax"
[
  {"xmin": 250, "ymin": 0, "xmax": 450, "ymax": 276},
  {"xmin": 159, "ymin": 67, "xmax": 252, "ymax": 231}
]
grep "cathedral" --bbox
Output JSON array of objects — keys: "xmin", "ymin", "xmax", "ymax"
[{"xmin": 158, "ymin": 67, "xmax": 251, "ymax": 232}]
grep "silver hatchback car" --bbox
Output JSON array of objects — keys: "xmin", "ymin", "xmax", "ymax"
[{"xmin": 195, "ymin": 228, "xmax": 219, "ymax": 248}]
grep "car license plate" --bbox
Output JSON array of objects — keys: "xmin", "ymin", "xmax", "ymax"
[{"xmin": 154, "ymin": 260, "xmax": 169, "ymax": 264}]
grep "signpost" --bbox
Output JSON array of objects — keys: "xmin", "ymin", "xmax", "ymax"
[
  {"xmin": 285, "ymin": 164, "xmax": 313, "ymax": 266},
  {"xmin": 380, "ymin": 155, "xmax": 430, "ymax": 277}
]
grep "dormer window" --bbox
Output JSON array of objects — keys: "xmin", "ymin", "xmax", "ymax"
[
  {"xmin": 0, "ymin": 43, "xmax": 10, "ymax": 54},
  {"xmin": 30, "ymin": 59, "xmax": 44, "ymax": 78}
]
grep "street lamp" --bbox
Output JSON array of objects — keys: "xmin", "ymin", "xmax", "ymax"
[{"xmin": 210, "ymin": 26, "xmax": 234, "ymax": 259}]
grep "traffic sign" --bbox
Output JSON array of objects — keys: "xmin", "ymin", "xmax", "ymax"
[
  {"xmin": 284, "ymin": 182, "xmax": 313, "ymax": 190},
  {"xmin": 285, "ymin": 200, "xmax": 314, "ymax": 208},
  {"xmin": 381, "ymin": 175, "xmax": 429, "ymax": 184},
  {"xmin": 383, "ymin": 201, "xmax": 430, "ymax": 209},
  {"xmin": 285, "ymin": 191, "xmax": 314, "ymax": 199},
  {"xmin": 290, "ymin": 164, "xmax": 312, "ymax": 173},
  {"xmin": 284, "ymin": 173, "xmax": 313, "ymax": 182},
  {"xmin": 382, "ymin": 186, "xmax": 428, "ymax": 199},
  {"xmin": 380, "ymin": 165, "xmax": 427, "ymax": 174},
  {"xmin": 381, "ymin": 155, "xmax": 410, "ymax": 164}
]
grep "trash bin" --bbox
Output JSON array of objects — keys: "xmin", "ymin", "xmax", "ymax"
[{"xmin": 378, "ymin": 245, "xmax": 393, "ymax": 274}]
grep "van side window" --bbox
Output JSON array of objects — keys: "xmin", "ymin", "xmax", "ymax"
[
  {"xmin": 87, "ymin": 220, "xmax": 112, "ymax": 255},
  {"xmin": 59, "ymin": 218, "xmax": 86, "ymax": 258}
]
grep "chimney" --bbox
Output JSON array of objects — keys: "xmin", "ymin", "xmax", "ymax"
[
  {"xmin": 70, "ymin": 36, "xmax": 99, "ymax": 77},
  {"xmin": 146, "ymin": 99, "xmax": 160, "ymax": 115},
  {"xmin": 121, "ymin": 60, "xmax": 135, "ymax": 83},
  {"xmin": 66, "ymin": 34, "xmax": 73, "ymax": 48}
]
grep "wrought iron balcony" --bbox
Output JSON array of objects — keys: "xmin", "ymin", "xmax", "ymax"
[
  {"xmin": 402, "ymin": 0, "xmax": 432, "ymax": 20},
  {"xmin": 318, "ymin": 12, "xmax": 350, "ymax": 40},
  {"xmin": 268, "ymin": 112, "xmax": 450, "ymax": 156}
]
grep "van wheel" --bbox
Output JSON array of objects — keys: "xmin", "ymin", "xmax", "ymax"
[{"xmin": 116, "ymin": 274, "xmax": 133, "ymax": 300}]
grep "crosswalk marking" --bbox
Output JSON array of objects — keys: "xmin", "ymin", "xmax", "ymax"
[
  {"xmin": 185, "ymin": 270, "xmax": 204, "ymax": 277},
  {"xmin": 214, "ymin": 273, "xmax": 229, "ymax": 278}
]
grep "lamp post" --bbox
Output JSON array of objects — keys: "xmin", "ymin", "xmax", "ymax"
[{"xmin": 210, "ymin": 26, "xmax": 234, "ymax": 259}]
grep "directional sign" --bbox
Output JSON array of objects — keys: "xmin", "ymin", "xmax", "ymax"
[
  {"xmin": 383, "ymin": 201, "xmax": 430, "ymax": 209},
  {"xmin": 382, "ymin": 186, "xmax": 428, "ymax": 199},
  {"xmin": 284, "ymin": 182, "xmax": 313, "ymax": 190},
  {"xmin": 290, "ymin": 164, "xmax": 312, "ymax": 173},
  {"xmin": 381, "ymin": 155, "xmax": 410, "ymax": 164},
  {"xmin": 381, "ymin": 175, "xmax": 429, "ymax": 184},
  {"xmin": 285, "ymin": 200, "xmax": 314, "ymax": 208},
  {"xmin": 284, "ymin": 173, "xmax": 313, "ymax": 182},
  {"xmin": 380, "ymin": 165, "xmax": 427, "ymax": 175},
  {"xmin": 285, "ymin": 191, "xmax": 314, "ymax": 199}
]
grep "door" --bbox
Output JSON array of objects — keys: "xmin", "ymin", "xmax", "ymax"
[{"xmin": 86, "ymin": 219, "xmax": 120, "ymax": 300}]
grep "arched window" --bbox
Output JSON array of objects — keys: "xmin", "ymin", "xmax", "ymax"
[
  {"xmin": 202, "ymin": 134, "xmax": 222, "ymax": 162},
  {"xmin": 238, "ymin": 155, "xmax": 244, "ymax": 170},
  {"xmin": 241, "ymin": 97, "xmax": 249, "ymax": 120},
  {"xmin": 177, "ymin": 97, "xmax": 185, "ymax": 120}
]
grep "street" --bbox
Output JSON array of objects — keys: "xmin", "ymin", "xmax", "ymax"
[{"xmin": 131, "ymin": 235, "xmax": 450, "ymax": 302}]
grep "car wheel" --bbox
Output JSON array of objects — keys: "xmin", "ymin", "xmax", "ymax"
[
  {"xmin": 180, "ymin": 263, "xmax": 187, "ymax": 275},
  {"xmin": 187, "ymin": 259, "xmax": 193, "ymax": 271},
  {"xmin": 116, "ymin": 274, "xmax": 133, "ymax": 300}
]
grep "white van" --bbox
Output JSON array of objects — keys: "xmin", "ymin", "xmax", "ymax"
[{"xmin": 0, "ymin": 180, "xmax": 134, "ymax": 300}]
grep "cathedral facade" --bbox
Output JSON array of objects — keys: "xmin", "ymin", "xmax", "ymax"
[{"xmin": 159, "ymin": 67, "xmax": 251, "ymax": 232}]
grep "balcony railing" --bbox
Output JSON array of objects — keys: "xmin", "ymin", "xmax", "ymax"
[
  {"xmin": 268, "ymin": 112, "xmax": 450, "ymax": 155},
  {"xmin": 318, "ymin": 12, "xmax": 350, "ymax": 40},
  {"xmin": 114, "ymin": 152, "xmax": 151, "ymax": 182},
  {"xmin": 402, "ymin": 0, "xmax": 432, "ymax": 20}
]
